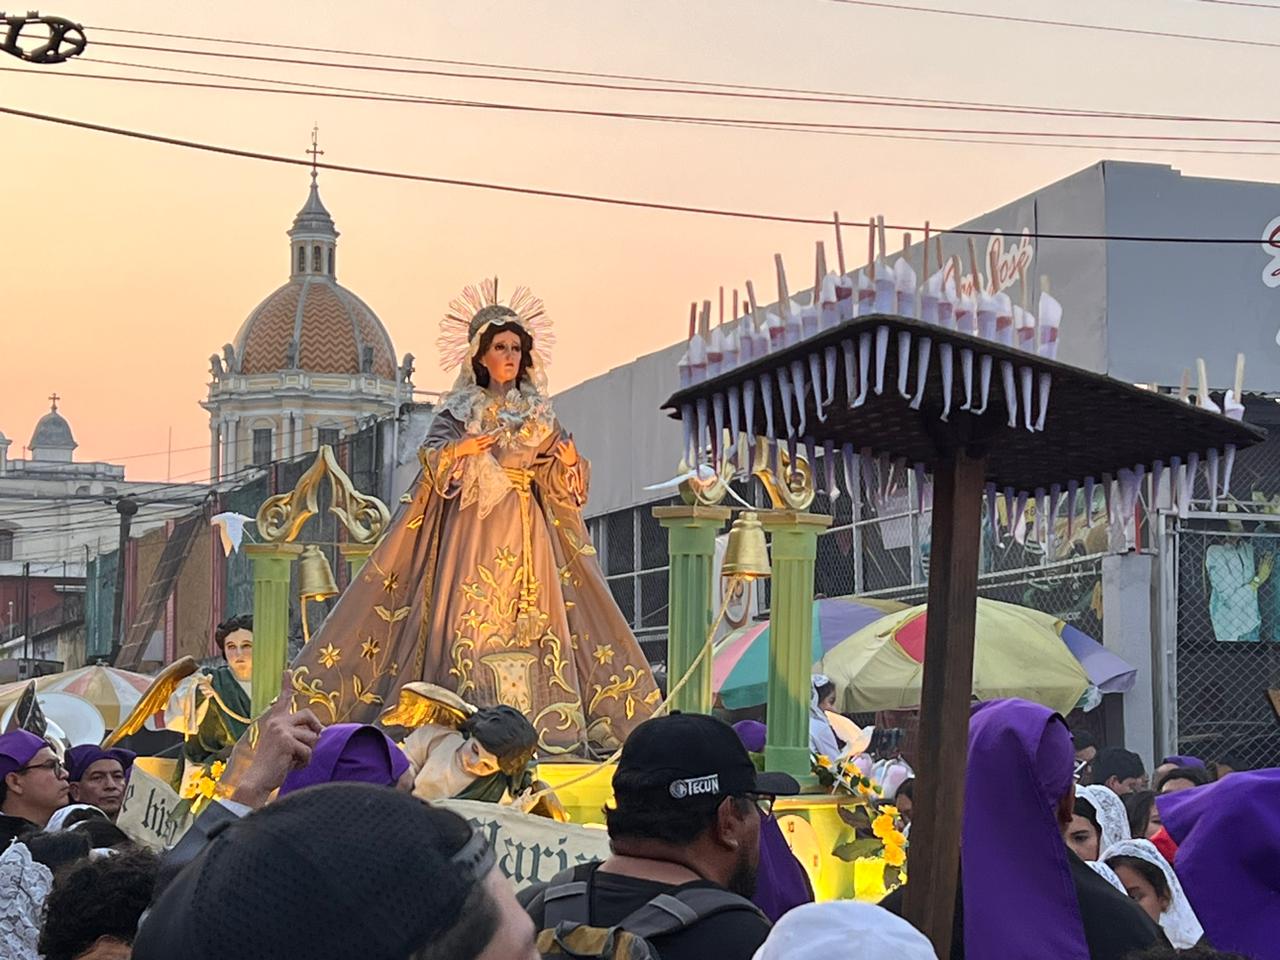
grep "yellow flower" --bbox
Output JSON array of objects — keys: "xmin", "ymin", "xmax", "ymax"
[
  {"xmin": 815, "ymin": 754, "xmax": 833, "ymax": 770},
  {"xmin": 593, "ymin": 645, "xmax": 615, "ymax": 665},
  {"xmin": 198, "ymin": 777, "xmax": 217, "ymax": 800},
  {"xmin": 872, "ymin": 813, "xmax": 896, "ymax": 840},
  {"xmin": 840, "ymin": 761, "xmax": 859, "ymax": 777},
  {"xmin": 318, "ymin": 644, "xmax": 342, "ymax": 668},
  {"xmin": 494, "ymin": 547, "xmax": 518, "ymax": 570},
  {"xmin": 880, "ymin": 804, "xmax": 899, "ymax": 819},
  {"xmin": 857, "ymin": 782, "xmax": 873, "ymax": 797},
  {"xmin": 883, "ymin": 841, "xmax": 906, "ymax": 868},
  {"xmin": 209, "ymin": 761, "xmax": 226, "ymax": 781},
  {"xmin": 361, "ymin": 638, "xmax": 381, "ymax": 660},
  {"xmin": 382, "ymin": 572, "xmax": 399, "ymax": 594}
]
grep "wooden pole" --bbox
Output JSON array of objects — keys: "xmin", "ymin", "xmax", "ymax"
[{"xmin": 902, "ymin": 449, "xmax": 987, "ymax": 958}]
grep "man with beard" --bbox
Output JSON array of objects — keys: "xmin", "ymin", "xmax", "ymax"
[{"xmin": 521, "ymin": 714, "xmax": 798, "ymax": 960}]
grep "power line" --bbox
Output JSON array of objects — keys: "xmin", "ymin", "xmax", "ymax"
[
  {"xmin": 821, "ymin": 0, "xmax": 1280, "ymax": 51},
  {"xmin": 2, "ymin": 101, "xmax": 1278, "ymax": 242},
  {"xmin": 26, "ymin": 63, "xmax": 1280, "ymax": 147},
  {"xmin": 75, "ymin": 28, "xmax": 1280, "ymax": 128},
  {"xmin": 1189, "ymin": 0, "xmax": 1280, "ymax": 9}
]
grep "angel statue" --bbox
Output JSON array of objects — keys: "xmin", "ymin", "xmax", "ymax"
[
  {"xmin": 382, "ymin": 682, "xmax": 550, "ymax": 810},
  {"xmin": 291, "ymin": 279, "xmax": 659, "ymax": 755}
]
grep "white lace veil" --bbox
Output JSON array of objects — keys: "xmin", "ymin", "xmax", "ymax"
[
  {"xmin": 1077, "ymin": 784, "xmax": 1131, "ymax": 856},
  {"xmin": 0, "ymin": 843, "xmax": 52, "ymax": 960},
  {"xmin": 1102, "ymin": 837, "xmax": 1204, "ymax": 949}
]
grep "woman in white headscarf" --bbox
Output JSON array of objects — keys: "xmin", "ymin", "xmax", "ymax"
[
  {"xmin": 809, "ymin": 675, "xmax": 841, "ymax": 761},
  {"xmin": 1103, "ymin": 838, "xmax": 1204, "ymax": 949},
  {"xmin": 1076, "ymin": 784, "xmax": 1130, "ymax": 856},
  {"xmin": 753, "ymin": 901, "xmax": 937, "ymax": 960}
]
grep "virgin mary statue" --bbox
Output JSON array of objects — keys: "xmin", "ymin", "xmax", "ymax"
[{"xmin": 291, "ymin": 280, "xmax": 659, "ymax": 755}]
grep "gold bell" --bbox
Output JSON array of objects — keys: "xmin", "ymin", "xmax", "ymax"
[
  {"xmin": 721, "ymin": 511, "xmax": 771, "ymax": 581},
  {"xmin": 298, "ymin": 545, "xmax": 340, "ymax": 645},
  {"xmin": 298, "ymin": 544, "xmax": 340, "ymax": 602}
]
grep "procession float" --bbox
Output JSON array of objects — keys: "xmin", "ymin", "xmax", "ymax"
[{"xmin": 35, "ymin": 216, "xmax": 1258, "ymax": 951}]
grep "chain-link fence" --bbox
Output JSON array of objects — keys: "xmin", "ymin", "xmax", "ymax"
[{"xmin": 1175, "ymin": 520, "xmax": 1280, "ymax": 770}]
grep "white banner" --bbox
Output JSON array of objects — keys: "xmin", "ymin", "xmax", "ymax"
[
  {"xmin": 436, "ymin": 798, "xmax": 610, "ymax": 891},
  {"xmin": 117, "ymin": 762, "xmax": 191, "ymax": 850}
]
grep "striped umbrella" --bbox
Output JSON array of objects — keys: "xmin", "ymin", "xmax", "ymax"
[
  {"xmin": 0, "ymin": 664, "xmax": 160, "ymax": 730},
  {"xmin": 714, "ymin": 596, "xmax": 908, "ymax": 709},
  {"xmin": 817, "ymin": 598, "xmax": 1092, "ymax": 716}
]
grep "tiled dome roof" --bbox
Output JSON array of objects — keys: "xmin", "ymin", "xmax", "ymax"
[
  {"xmin": 233, "ymin": 276, "xmax": 396, "ymax": 379},
  {"xmin": 29, "ymin": 405, "xmax": 76, "ymax": 450}
]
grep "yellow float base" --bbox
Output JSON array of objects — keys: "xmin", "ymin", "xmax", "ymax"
[{"xmin": 538, "ymin": 761, "xmax": 892, "ymax": 902}]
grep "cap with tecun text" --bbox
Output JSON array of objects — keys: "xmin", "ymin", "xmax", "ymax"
[{"xmin": 615, "ymin": 713, "xmax": 800, "ymax": 801}]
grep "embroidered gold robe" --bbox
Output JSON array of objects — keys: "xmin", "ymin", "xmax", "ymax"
[{"xmin": 291, "ymin": 402, "xmax": 659, "ymax": 755}]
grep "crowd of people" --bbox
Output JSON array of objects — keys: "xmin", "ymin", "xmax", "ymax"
[{"xmin": 0, "ymin": 688, "xmax": 1275, "ymax": 959}]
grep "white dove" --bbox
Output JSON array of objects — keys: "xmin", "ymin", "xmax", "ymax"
[
  {"xmin": 643, "ymin": 464, "xmax": 723, "ymax": 497},
  {"xmin": 210, "ymin": 512, "xmax": 256, "ymax": 556}
]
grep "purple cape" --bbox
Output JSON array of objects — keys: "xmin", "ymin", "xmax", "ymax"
[
  {"xmin": 0, "ymin": 730, "xmax": 46, "ymax": 781},
  {"xmin": 1158, "ymin": 768, "xmax": 1280, "ymax": 959},
  {"xmin": 65, "ymin": 744, "xmax": 136, "ymax": 783},
  {"xmin": 964, "ymin": 699, "xmax": 1088, "ymax": 960},
  {"xmin": 732, "ymin": 720, "xmax": 813, "ymax": 922},
  {"xmin": 279, "ymin": 724, "xmax": 410, "ymax": 796}
]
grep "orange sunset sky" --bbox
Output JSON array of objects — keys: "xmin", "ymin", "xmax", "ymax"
[{"xmin": 4, "ymin": 0, "xmax": 1280, "ymax": 483}]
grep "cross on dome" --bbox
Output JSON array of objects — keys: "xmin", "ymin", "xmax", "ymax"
[
  {"xmin": 48, "ymin": 392, "xmax": 60, "ymax": 412},
  {"xmin": 307, "ymin": 124, "xmax": 324, "ymax": 183}
]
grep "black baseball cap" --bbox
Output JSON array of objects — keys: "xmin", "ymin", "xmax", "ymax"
[
  {"xmin": 615, "ymin": 713, "xmax": 800, "ymax": 801},
  {"xmin": 132, "ymin": 784, "xmax": 495, "ymax": 960}
]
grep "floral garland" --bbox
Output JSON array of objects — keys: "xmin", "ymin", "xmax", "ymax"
[{"xmin": 813, "ymin": 751, "xmax": 908, "ymax": 892}]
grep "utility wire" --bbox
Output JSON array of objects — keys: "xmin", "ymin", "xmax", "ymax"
[
  {"xmin": 821, "ymin": 0, "xmax": 1280, "ymax": 51},
  {"xmin": 25, "ymin": 64, "xmax": 1280, "ymax": 147},
  {"xmin": 1, "ymin": 102, "xmax": 1277, "ymax": 242}
]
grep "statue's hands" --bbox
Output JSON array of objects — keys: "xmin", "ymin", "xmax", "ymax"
[
  {"xmin": 454, "ymin": 434, "xmax": 497, "ymax": 459},
  {"xmin": 218, "ymin": 670, "xmax": 322, "ymax": 810},
  {"xmin": 555, "ymin": 437, "xmax": 580, "ymax": 467},
  {"xmin": 195, "ymin": 674, "xmax": 215, "ymax": 700}
]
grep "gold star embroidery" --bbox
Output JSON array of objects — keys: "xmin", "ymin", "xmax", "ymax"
[
  {"xmin": 360, "ymin": 638, "xmax": 381, "ymax": 660},
  {"xmin": 593, "ymin": 645, "xmax": 615, "ymax": 665},
  {"xmin": 319, "ymin": 644, "xmax": 342, "ymax": 669},
  {"xmin": 494, "ymin": 547, "xmax": 518, "ymax": 571},
  {"xmin": 461, "ymin": 609, "xmax": 483, "ymax": 630},
  {"xmin": 382, "ymin": 572, "xmax": 399, "ymax": 594}
]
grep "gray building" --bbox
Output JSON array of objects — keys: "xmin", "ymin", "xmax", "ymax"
[{"xmin": 555, "ymin": 160, "xmax": 1280, "ymax": 770}]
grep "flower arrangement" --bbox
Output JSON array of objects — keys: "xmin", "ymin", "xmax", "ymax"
[
  {"xmin": 813, "ymin": 752, "xmax": 908, "ymax": 893},
  {"xmin": 177, "ymin": 759, "xmax": 226, "ymax": 818}
]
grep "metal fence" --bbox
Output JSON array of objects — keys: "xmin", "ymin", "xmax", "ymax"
[
  {"xmin": 1169, "ymin": 422, "xmax": 1280, "ymax": 771},
  {"xmin": 1174, "ymin": 520, "xmax": 1280, "ymax": 769}
]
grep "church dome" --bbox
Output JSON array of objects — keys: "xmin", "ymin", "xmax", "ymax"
[
  {"xmin": 233, "ymin": 277, "xmax": 396, "ymax": 379},
  {"xmin": 29, "ymin": 399, "xmax": 76, "ymax": 451},
  {"xmin": 228, "ymin": 171, "xmax": 397, "ymax": 380}
]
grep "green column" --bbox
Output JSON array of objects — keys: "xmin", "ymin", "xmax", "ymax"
[
  {"xmin": 653, "ymin": 505, "xmax": 731, "ymax": 715},
  {"xmin": 339, "ymin": 543, "xmax": 374, "ymax": 578},
  {"xmin": 760, "ymin": 510, "xmax": 832, "ymax": 781},
  {"xmin": 246, "ymin": 542, "xmax": 303, "ymax": 716}
]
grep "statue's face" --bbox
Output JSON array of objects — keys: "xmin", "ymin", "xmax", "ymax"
[
  {"xmin": 223, "ymin": 628, "xmax": 253, "ymax": 683},
  {"xmin": 459, "ymin": 737, "xmax": 501, "ymax": 778},
  {"xmin": 480, "ymin": 330, "xmax": 523, "ymax": 387}
]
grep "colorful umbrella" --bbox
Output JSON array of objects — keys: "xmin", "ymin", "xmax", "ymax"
[
  {"xmin": 817, "ymin": 598, "xmax": 1092, "ymax": 716},
  {"xmin": 715, "ymin": 596, "xmax": 908, "ymax": 709},
  {"xmin": 0, "ymin": 664, "xmax": 160, "ymax": 729}
]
